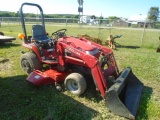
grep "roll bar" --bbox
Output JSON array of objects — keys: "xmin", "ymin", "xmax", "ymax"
[{"xmin": 19, "ymin": 2, "xmax": 45, "ymax": 42}]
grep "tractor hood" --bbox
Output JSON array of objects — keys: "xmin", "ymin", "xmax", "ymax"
[{"xmin": 59, "ymin": 36, "xmax": 97, "ymax": 51}]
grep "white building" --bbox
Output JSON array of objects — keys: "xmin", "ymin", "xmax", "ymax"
[
  {"xmin": 79, "ymin": 16, "xmax": 90, "ymax": 23},
  {"xmin": 128, "ymin": 15, "xmax": 152, "ymax": 28},
  {"xmin": 128, "ymin": 15, "xmax": 148, "ymax": 23}
]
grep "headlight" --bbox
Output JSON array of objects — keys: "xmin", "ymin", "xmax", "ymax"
[{"xmin": 86, "ymin": 48, "xmax": 99, "ymax": 55}]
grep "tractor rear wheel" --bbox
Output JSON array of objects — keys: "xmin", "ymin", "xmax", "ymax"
[
  {"xmin": 64, "ymin": 73, "xmax": 87, "ymax": 95},
  {"xmin": 20, "ymin": 52, "xmax": 42, "ymax": 74}
]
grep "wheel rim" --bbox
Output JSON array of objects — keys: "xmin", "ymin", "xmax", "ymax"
[
  {"xmin": 67, "ymin": 79, "xmax": 78, "ymax": 91},
  {"xmin": 21, "ymin": 59, "xmax": 31, "ymax": 73}
]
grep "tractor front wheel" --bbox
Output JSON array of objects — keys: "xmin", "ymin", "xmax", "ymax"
[
  {"xmin": 20, "ymin": 52, "xmax": 42, "ymax": 74},
  {"xmin": 64, "ymin": 73, "xmax": 87, "ymax": 95}
]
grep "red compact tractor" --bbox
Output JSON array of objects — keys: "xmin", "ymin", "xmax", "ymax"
[{"xmin": 19, "ymin": 3, "xmax": 143, "ymax": 119}]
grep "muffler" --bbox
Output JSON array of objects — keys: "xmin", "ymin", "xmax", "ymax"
[{"xmin": 104, "ymin": 67, "xmax": 144, "ymax": 119}]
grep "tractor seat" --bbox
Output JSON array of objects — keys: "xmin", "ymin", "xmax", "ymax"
[{"xmin": 32, "ymin": 25, "xmax": 51, "ymax": 43}]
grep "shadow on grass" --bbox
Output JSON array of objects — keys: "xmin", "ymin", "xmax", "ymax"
[
  {"xmin": 101, "ymin": 43, "xmax": 140, "ymax": 50},
  {"xmin": 156, "ymin": 47, "xmax": 160, "ymax": 52},
  {"xmin": 0, "ymin": 42, "xmax": 20, "ymax": 48},
  {"xmin": 0, "ymin": 75, "xmax": 98, "ymax": 120},
  {"xmin": 136, "ymin": 86, "xmax": 153, "ymax": 120},
  {"xmin": 0, "ymin": 58, "xmax": 9, "ymax": 63},
  {"xmin": 81, "ymin": 78, "xmax": 103, "ymax": 102},
  {"xmin": 80, "ymin": 76, "xmax": 154, "ymax": 120},
  {"xmin": 115, "ymin": 43, "xmax": 140, "ymax": 49}
]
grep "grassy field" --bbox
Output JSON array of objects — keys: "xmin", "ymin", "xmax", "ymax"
[{"xmin": 0, "ymin": 24, "xmax": 160, "ymax": 120}]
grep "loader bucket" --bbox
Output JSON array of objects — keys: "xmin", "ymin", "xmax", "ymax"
[{"xmin": 104, "ymin": 67, "xmax": 143, "ymax": 119}]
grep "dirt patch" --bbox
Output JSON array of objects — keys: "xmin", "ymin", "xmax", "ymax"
[{"xmin": 0, "ymin": 58, "xmax": 12, "ymax": 71}]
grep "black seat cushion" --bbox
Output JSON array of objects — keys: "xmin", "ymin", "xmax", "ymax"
[{"xmin": 32, "ymin": 25, "xmax": 50, "ymax": 43}]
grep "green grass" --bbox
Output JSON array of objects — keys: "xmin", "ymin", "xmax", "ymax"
[{"xmin": 0, "ymin": 24, "xmax": 160, "ymax": 120}]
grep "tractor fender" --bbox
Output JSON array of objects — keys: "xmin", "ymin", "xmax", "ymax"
[{"xmin": 22, "ymin": 42, "xmax": 42, "ymax": 60}]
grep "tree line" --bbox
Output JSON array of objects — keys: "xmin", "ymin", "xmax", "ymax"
[
  {"xmin": 0, "ymin": 6, "xmax": 159, "ymax": 21},
  {"xmin": 148, "ymin": 7, "xmax": 159, "ymax": 21},
  {"xmin": 0, "ymin": 11, "xmax": 79, "ymax": 18}
]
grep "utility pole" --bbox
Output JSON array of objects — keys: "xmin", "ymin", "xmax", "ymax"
[{"xmin": 77, "ymin": 0, "xmax": 83, "ymax": 28}]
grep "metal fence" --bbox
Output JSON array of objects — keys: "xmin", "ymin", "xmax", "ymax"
[
  {"xmin": 0, "ymin": 17, "xmax": 160, "ymax": 49},
  {"xmin": 1, "ymin": 17, "xmax": 160, "ymax": 28}
]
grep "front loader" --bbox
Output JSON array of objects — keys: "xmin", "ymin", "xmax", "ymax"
[{"xmin": 18, "ymin": 3, "xmax": 143, "ymax": 119}]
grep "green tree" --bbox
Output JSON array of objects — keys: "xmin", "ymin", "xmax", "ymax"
[
  {"xmin": 147, "ymin": 7, "xmax": 159, "ymax": 21},
  {"xmin": 108, "ymin": 16, "xmax": 117, "ymax": 22}
]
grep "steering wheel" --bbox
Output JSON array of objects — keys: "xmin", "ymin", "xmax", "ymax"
[
  {"xmin": 50, "ymin": 29, "xmax": 67, "ymax": 46},
  {"xmin": 51, "ymin": 29, "xmax": 67, "ymax": 39}
]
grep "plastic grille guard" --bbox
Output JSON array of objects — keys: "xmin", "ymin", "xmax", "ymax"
[{"xmin": 104, "ymin": 67, "xmax": 144, "ymax": 119}]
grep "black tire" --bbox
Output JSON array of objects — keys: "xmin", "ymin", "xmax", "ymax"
[
  {"xmin": 0, "ymin": 32, "xmax": 5, "ymax": 45},
  {"xmin": 0, "ymin": 32, "xmax": 4, "ymax": 36},
  {"xmin": 64, "ymin": 73, "xmax": 87, "ymax": 95},
  {"xmin": 0, "ymin": 41, "xmax": 5, "ymax": 45},
  {"xmin": 20, "ymin": 52, "xmax": 42, "ymax": 74}
]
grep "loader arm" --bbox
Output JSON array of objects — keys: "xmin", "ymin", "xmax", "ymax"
[{"xmin": 79, "ymin": 38, "xmax": 119, "ymax": 74}]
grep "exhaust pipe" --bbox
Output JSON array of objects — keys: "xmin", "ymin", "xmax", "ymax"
[{"xmin": 104, "ymin": 67, "xmax": 144, "ymax": 119}]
